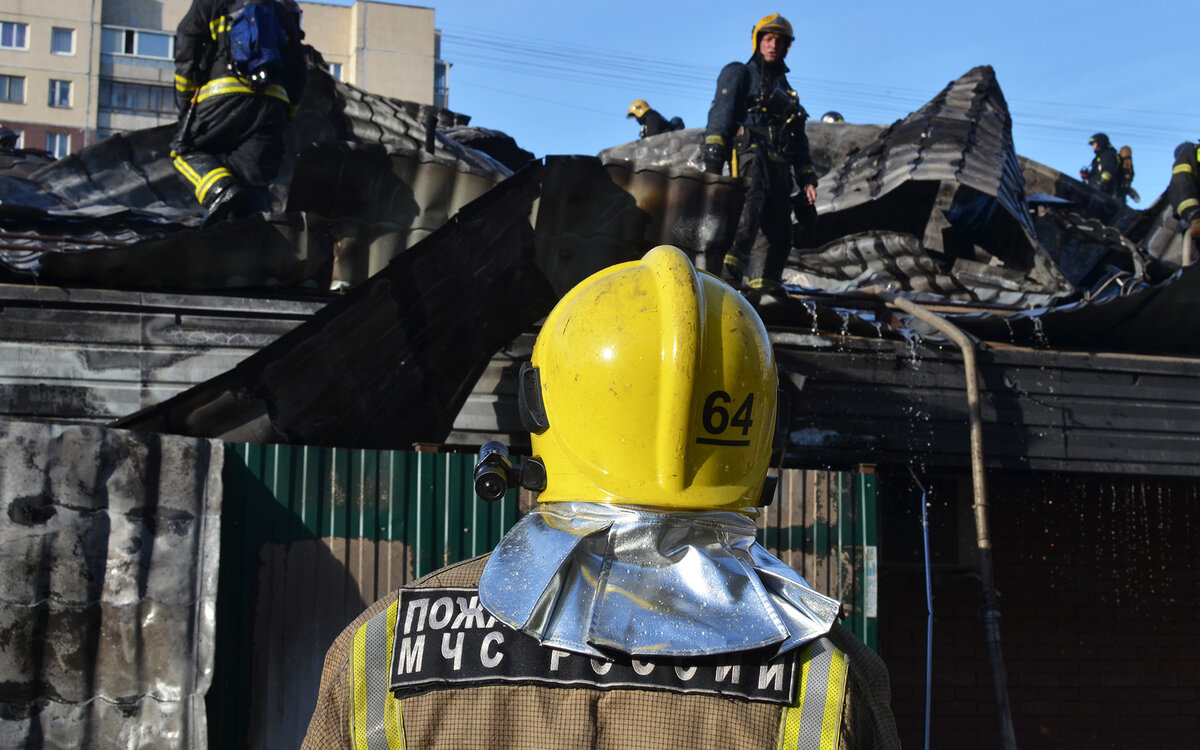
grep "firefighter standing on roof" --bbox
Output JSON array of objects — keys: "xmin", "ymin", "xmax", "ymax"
[
  {"xmin": 1082, "ymin": 132, "xmax": 1122, "ymax": 198},
  {"xmin": 172, "ymin": 0, "xmax": 307, "ymax": 223},
  {"xmin": 301, "ymin": 246, "xmax": 901, "ymax": 750},
  {"xmin": 702, "ymin": 13, "xmax": 818, "ymax": 299},
  {"xmin": 1168, "ymin": 139, "xmax": 1200, "ymax": 248}
]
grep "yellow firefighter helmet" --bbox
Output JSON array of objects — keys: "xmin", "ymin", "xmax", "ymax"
[
  {"xmin": 627, "ymin": 99, "xmax": 650, "ymax": 119},
  {"xmin": 751, "ymin": 13, "xmax": 794, "ymax": 52},
  {"xmin": 523, "ymin": 245, "xmax": 779, "ymax": 511}
]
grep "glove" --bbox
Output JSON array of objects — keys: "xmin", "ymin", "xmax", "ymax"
[
  {"xmin": 1190, "ymin": 218, "xmax": 1200, "ymax": 239},
  {"xmin": 701, "ymin": 143, "xmax": 726, "ymax": 175}
]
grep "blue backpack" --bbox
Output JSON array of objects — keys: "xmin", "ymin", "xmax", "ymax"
[{"xmin": 226, "ymin": 0, "xmax": 288, "ymax": 91}]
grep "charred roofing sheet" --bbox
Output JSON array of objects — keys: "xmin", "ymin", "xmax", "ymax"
[
  {"xmin": 113, "ymin": 163, "xmax": 556, "ymax": 447},
  {"xmin": 0, "ymin": 421, "xmax": 221, "ymax": 748},
  {"xmin": 0, "ymin": 62, "xmax": 511, "ymax": 289}
]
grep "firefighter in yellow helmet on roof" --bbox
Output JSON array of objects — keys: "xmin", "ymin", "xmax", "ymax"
[
  {"xmin": 301, "ymin": 246, "xmax": 901, "ymax": 750},
  {"xmin": 702, "ymin": 14, "xmax": 818, "ymax": 301},
  {"xmin": 626, "ymin": 98, "xmax": 685, "ymax": 139}
]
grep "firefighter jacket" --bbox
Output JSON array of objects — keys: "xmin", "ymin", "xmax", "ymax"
[
  {"xmin": 1168, "ymin": 141, "xmax": 1200, "ymax": 223},
  {"xmin": 637, "ymin": 108, "xmax": 673, "ymax": 138},
  {"xmin": 174, "ymin": 0, "xmax": 307, "ymax": 116},
  {"xmin": 703, "ymin": 54, "xmax": 817, "ymax": 187},
  {"xmin": 1087, "ymin": 142, "xmax": 1122, "ymax": 198},
  {"xmin": 301, "ymin": 556, "xmax": 901, "ymax": 750}
]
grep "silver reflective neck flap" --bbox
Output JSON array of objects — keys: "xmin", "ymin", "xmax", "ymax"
[{"xmin": 478, "ymin": 502, "xmax": 841, "ymax": 658}]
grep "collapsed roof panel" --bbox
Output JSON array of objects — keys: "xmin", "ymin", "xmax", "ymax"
[
  {"xmin": 814, "ymin": 66, "xmax": 1068, "ymax": 296},
  {"xmin": 113, "ymin": 165, "xmax": 556, "ymax": 448}
]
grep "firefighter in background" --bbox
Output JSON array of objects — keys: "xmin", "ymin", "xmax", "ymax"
[
  {"xmin": 302, "ymin": 246, "xmax": 901, "ymax": 750},
  {"xmin": 821, "ymin": 111, "xmax": 844, "ymax": 123},
  {"xmin": 1168, "ymin": 139, "xmax": 1200, "ymax": 255},
  {"xmin": 1081, "ymin": 132, "xmax": 1121, "ymax": 198},
  {"xmin": 702, "ymin": 13, "xmax": 818, "ymax": 300},
  {"xmin": 171, "ymin": 0, "xmax": 307, "ymax": 224},
  {"xmin": 626, "ymin": 99, "xmax": 685, "ymax": 138}
]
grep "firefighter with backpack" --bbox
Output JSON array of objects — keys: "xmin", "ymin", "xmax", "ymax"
[
  {"xmin": 172, "ymin": 0, "xmax": 307, "ymax": 224},
  {"xmin": 1081, "ymin": 133, "xmax": 1123, "ymax": 199}
]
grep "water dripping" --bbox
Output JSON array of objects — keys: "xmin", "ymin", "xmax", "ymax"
[
  {"xmin": 803, "ymin": 300, "xmax": 819, "ymax": 335},
  {"xmin": 900, "ymin": 328, "xmax": 923, "ymax": 370},
  {"xmin": 1030, "ymin": 315, "xmax": 1049, "ymax": 348}
]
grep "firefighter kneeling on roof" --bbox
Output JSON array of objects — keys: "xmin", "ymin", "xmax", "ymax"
[
  {"xmin": 302, "ymin": 245, "xmax": 901, "ymax": 750},
  {"xmin": 171, "ymin": 0, "xmax": 307, "ymax": 225}
]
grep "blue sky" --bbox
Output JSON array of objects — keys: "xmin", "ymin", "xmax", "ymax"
[{"xmin": 330, "ymin": 1, "xmax": 1198, "ymax": 203}]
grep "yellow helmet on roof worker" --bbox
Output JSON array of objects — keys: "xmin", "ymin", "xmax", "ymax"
[
  {"xmin": 522, "ymin": 245, "xmax": 780, "ymax": 512},
  {"xmin": 627, "ymin": 99, "xmax": 650, "ymax": 119},
  {"xmin": 751, "ymin": 13, "xmax": 794, "ymax": 52}
]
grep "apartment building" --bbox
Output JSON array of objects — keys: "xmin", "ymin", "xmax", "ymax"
[{"xmin": 0, "ymin": 0, "xmax": 446, "ymax": 157}]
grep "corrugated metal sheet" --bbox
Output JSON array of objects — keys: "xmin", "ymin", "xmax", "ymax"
[
  {"xmin": 761, "ymin": 469, "xmax": 879, "ymax": 649},
  {"xmin": 0, "ymin": 420, "xmax": 221, "ymax": 750},
  {"xmin": 816, "ymin": 66, "xmax": 1070, "ymax": 297},
  {"xmin": 216, "ymin": 443, "xmax": 518, "ymax": 750}
]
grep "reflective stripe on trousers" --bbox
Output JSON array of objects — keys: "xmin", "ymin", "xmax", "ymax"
[
  {"xmin": 348, "ymin": 602, "xmax": 846, "ymax": 750},
  {"xmin": 171, "ymin": 153, "xmax": 234, "ymax": 206},
  {"xmin": 351, "ymin": 601, "xmax": 405, "ymax": 750},
  {"xmin": 777, "ymin": 637, "xmax": 850, "ymax": 750}
]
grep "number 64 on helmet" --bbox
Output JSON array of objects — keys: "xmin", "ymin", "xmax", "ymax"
[{"xmin": 513, "ymin": 244, "xmax": 786, "ymax": 512}]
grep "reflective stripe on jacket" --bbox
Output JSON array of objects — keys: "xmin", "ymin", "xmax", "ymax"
[{"xmin": 348, "ymin": 599, "xmax": 849, "ymax": 750}]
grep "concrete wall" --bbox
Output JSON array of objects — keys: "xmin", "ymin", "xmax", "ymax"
[{"xmin": 301, "ymin": 0, "xmax": 435, "ymax": 104}]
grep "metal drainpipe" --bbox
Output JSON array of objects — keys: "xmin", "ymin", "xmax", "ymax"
[{"xmin": 867, "ymin": 289, "xmax": 1019, "ymax": 750}]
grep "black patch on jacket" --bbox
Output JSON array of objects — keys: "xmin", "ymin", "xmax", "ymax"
[{"xmin": 389, "ymin": 587, "xmax": 800, "ymax": 705}]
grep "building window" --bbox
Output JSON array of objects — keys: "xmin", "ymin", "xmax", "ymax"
[
  {"xmin": 99, "ymin": 79, "xmax": 176, "ymax": 115},
  {"xmin": 45, "ymin": 132, "xmax": 69, "ymax": 159},
  {"xmin": 1, "ymin": 21, "xmax": 28, "ymax": 50},
  {"xmin": 327, "ymin": 63, "xmax": 343, "ymax": 80},
  {"xmin": 100, "ymin": 27, "xmax": 173, "ymax": 59},
  {"xmin": 51, "ymin": 27, "xmax": 75, "ymax": 55},
  {"xmin": 48, "ymin": 79, "xmax": 71, "ymax": 108},
  {"xmin": 0, "ymin": 74, "xmax": 24, "ymax": 103}
]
